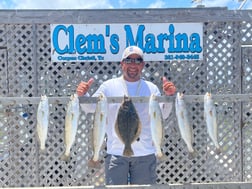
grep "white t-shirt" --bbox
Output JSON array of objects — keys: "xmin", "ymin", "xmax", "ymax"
[{"xmin": 81, "ymin": 77, "xmax": 171, "ymax": 157}]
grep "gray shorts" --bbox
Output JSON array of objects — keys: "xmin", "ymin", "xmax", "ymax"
[{"xmin": 105, "ymin": 153, "xmax": 157, "ymax": 185}]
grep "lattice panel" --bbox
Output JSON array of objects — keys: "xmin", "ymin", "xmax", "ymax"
[
  {"xmin": 37, "ymin": 104, "xmax": 65, "ymax": 186},
  {"xmin": 164, "ymin": 60, "xmax": 206, "ymax": 95},
  {"xmin": 205, "ymin": 101, "xmax": 241, "ymax": 181},
  {"xmin": 0, "ymin": 105, "xmax": 10, "ymax": 186},
  {"xmin": 241, "ymin": 46, "xmax": 252, "ymax": 181},
  {"xmin": 0, "ymin": 49, "xmax": 8, "ymax": 96},
  {"xmin": 157, "ymin": 103, "xmax": 207, "ymax": 184},
  {"xmin": 39, "ymin": 61, "xmax": 122, "ymax": 97},
  {"xmin": 36, "ymin": 24, "xmax": 51, "ymax": 96},
  {"xmin": 142, "ymin": 61, "xmax": 164, "ymax": 89},
  {"xmin": 157, "ymin": 100, "xmax": 242, "ymax": 184},
  {"xmin": 242, "ymin": 47, "xmax": 252, "ymax": 94},
  {"xmin": 205, "ymin": 22, "xmax": 241, "ymax": 94},
  {"xmin": 154, "ymin": 59, "xmax": 209, "ymax": 184},
  {"xmin": 0, "ymin": 24, "xmax": 6, "ymax": 46},
  {"xmin": 155, "ymin": 59, "xmax": 209, "ymax": 184},
  {"xmin": 202, "ymin": 21, "xmax": 242, "ymax": 182},
  {"xmin": 241, "ymin": 21, "xmax": 252, "ymax": 44},
  {"xmin": 2, "ymin": 105, "xmax": 38, "ymax": 187},
  {"xmin": 6, "ymin": 24, "xmax": 35, "ymax": 97}
]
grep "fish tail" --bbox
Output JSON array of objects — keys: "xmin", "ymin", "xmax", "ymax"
[
  {"xmin": 156, "ymin": 150, "xmax": 163, "ymax": 159},
  {"xmin": 88, "ymin": 159, "xmax": 101, "ymax": 168},
  {"xmin": 156, "ymin": 154, "xmax": 166, "ymax": 162},
  {"xmin": 39, "ymin": 140, "xmax": 46, "ymax": 149},
  {"xmin": 92, "ymin": 151, "xmax": 99, "ymax": 162},
  {"xmin": 188, "ymin": 151, "xmax": 197, "ymax": 159},
  {"xmin": 60, "ymin": 154, "xmax": 71, "ymax": 162},
  {"xmin": 39, "ymin": 144, "xmax": 46, "ymax": 154},
  {"xmin": 123, "ymin": 146, "xmax": 134, "ymax": 157},
  {"xmin": 215, "ymin": 147, "xmax": 222, "ymax": 155}
]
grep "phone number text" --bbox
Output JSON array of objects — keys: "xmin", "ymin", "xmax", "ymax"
[{"xmin": 164, "ymin": 54, "xmax": 200, "ymax": 60}]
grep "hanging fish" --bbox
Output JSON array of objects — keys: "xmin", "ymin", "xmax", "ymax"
[
  {"xmin": 89, "ymin": 93, "xmax": 108, "ymax": 168},
  {"xmin": 36, "ymin": 95, "xmax": 49, "ymax": 153},
  {"xmin": 204, "ymin": 92, "xmax": 221, "ymax": 154},
  {"xmin": 61, "ymin": 93, "xmax": 80, "ymax": 161},
  {"xmin": 149, "ymin": 94, "xmax": 163, "ymax": 158},
  {"xmin": 115, "ymin": 96, "xmax": 141, "ymax": 157},
  {"xmin": 175, "ymin": 92, "xmax": 196, "ymax": 159}
]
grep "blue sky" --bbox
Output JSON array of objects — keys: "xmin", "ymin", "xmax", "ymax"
[{"xmin": 0, "ymin": 0, "xmax": 251, "ymax": 10}]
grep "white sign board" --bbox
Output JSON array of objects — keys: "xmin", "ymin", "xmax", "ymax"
[{"xmin": 51, "ymin": 23, "xmax": 203, "ymax": 62}]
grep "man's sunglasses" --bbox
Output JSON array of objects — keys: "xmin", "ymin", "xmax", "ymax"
[{"xmin": 123, "ymin": 58, "xmax": 143, "ymax": 64}]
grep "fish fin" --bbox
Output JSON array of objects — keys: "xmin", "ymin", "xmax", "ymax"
[{"xmin": 123, "ymin": 146, "xmax": 134, "ymax": 157}]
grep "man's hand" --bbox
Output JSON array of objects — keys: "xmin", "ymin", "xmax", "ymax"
[
  {"xmin": 76, "ymin": 78, "xmax": 94, "ymax": 97},
  {"xmin": 162, "ymin": 77, "xmax": 176, "ymax": 96}
]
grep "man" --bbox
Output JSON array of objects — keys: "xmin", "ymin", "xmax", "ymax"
[{"xmin": 77, "ymin": 46, "xmax": 176, "ymax": 185}]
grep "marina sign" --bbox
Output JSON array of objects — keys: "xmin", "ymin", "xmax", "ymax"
[{"xmin": 51, "ymin": 23, "xmax": 203, "ymax": 62}]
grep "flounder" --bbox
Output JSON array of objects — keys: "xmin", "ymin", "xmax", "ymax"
[{"xmin": 115, "ymin": 96, "xmax": 141, "ymax": 157}]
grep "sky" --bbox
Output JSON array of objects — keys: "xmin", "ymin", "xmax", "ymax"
[{"xmin": 0, "ymin": 0, "xmax": 251, "ymax": 10}]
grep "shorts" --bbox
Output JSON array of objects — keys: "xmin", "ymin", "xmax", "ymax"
[{"xmin": 105, "ymin": 153, "xmax": 157, "ymax": 185}]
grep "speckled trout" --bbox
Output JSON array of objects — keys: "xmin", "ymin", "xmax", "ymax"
[
  {"xmin": 204, "ymin": 92, "xmax": 221, "ymax": 154},
  {"xmin": 36, "ymin": 95, "xmax": 49, "ymax": 152},
  {"xmin": 61, "ymin": 93, "xmax": 80, "ymax": 161},
  {"xmin": 149, "ymin": 94, "xmax": 163, "ymax": 158},
  {"xmin": 115, "ymin": 96, "xmax": 141, "ymax": 157},
  {"xmin": 175, "ymin": 92, "xmax": 196, "ymax": 159},
  {"xmin": 89, "ymin": 93, "xmax": 108, "ymax": 168}
]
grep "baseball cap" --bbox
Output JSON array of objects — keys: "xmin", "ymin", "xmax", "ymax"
[{"xmin": 121, "ymin": 46, "xmax": 144, "ymax": 61}]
